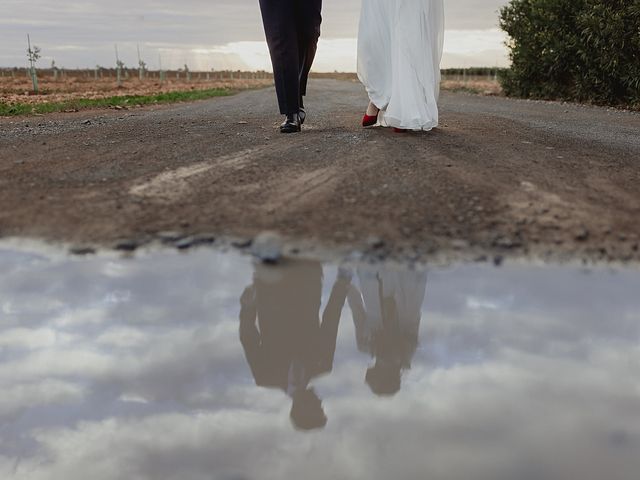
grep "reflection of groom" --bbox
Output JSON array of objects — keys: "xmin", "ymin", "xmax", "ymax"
[
  {"xmin": 259, "ymin": 0, "xmax": 322, "ymax": 133},
  {"xmin": 239, "ymin": 260, "xmax": 349, "ymax": 430}
]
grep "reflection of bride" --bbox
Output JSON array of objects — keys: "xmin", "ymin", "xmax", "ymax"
[
  {"xmin": 239, "ymin": 260, "xmax": 350, "ymax": 430},
  {"xmin": 347, "ymin": 267, "xmax": 428, "ymax": 396}
]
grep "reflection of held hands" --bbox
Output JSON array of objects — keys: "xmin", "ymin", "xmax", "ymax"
[{"xmin": 338, "ymin": 267, "xmax": 354, "ymax": 283}]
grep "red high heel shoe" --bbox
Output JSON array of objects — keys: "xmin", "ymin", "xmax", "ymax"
[
  {"xmin": 393, "ymin": 128, "xmax": 408, "ymax": 133},
  {"xmin": 362, "ymin": 112, "xmax": 378, "ymax": 127}
]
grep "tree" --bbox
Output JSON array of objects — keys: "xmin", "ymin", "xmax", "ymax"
[
  {"xmin": 137, "ymin": 44, "xmax": 147, "ymax": 80},
  {"xmin": 158, "ymin": 54, "xmax": 166, "ymax": 84},
  {"xmin": 499, "ymin": 0, "xmax": 640, "ymax": 107},
  {"xmin": 115, "ymin": 44, "xmax": 125, "ymax": 87},
  {"xmin": 26, "ymin": 34, "xmax": 41, "ymax": 94},
  {"xmin": 51, "ymin": 59, "xmax": 59, "ymax": 81}
]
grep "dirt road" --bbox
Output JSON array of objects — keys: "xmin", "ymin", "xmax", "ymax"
[{"xmin": 1, "ymin": 79, "xmax": 639, "ymax": 263}]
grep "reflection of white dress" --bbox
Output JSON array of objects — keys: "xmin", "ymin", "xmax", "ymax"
[
  {"xmin": 348, "ymin": 267, "xmax": 428, "ymax": 358},
  {"xmin": 357, "ymin": 0, "xmax": 445, "ymax": 130}
]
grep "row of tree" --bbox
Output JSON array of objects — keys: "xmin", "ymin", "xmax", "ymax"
[{"xmin": 21, "ymin": 36, "xmax": 205, "ymax": 93}]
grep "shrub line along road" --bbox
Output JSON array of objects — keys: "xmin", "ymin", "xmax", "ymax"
[{"xmin": 0, "ymin": 79, "xmax": 639, "ymax": 263}]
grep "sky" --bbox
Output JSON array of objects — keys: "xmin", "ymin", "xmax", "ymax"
[{"xmin": 1, "ymin": 0, "xmax": 510, "ymax": 71}]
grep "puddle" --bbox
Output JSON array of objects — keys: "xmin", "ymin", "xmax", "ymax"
[{"xmin": 1, "ymin": 244, "xmax": 639, "ymax": 480}]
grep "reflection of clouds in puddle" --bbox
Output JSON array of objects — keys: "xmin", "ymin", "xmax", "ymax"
[
  {"xmin": 102, "ymin": 291, "xmax": 131, "ymax": 305},
  {"xmin": 9, "ymin": 360, "xmax": 640, "ymax": 480},
  {"xmin": 0, "ymin": 328, "xmax": 76, "ymax": 351},
  {"xmin": 101, "ymin": 261, "xmax": 130, "ymax": 278},
  {"xmin": 0, "ymin": 348, "xmax": 113, "ymax": 386},
  {"xmin": 52, "ymin": 307, "xmax": 111, "ymax": 328},
  {"xmin": 2, "ymin": 302, "xmax": 17, "ymax": 315},
  {"xmin": 0, "ymin": 380, "xmax": 85, "ymax": 419},
  {"xmin": 118, "ymin": 394, "xmax": 150, "ymax": 405},
  {"xmin": 1, "ymin": 245, "xmax": 640, "ymax": 479},
  {"xmin": 466, "ymin": 296, "xmax": 505, "ymax": 310},
  {"xmin": 96, "ymin": 327, "xmax": 149, "ymax": 349}
]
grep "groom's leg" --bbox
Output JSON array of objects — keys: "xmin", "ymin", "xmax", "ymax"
[
  {"xmin": 259, "ymin": 0, "xmax": 301, "ymax": 115},
  {"xmin": 296, "ymin": 0, "xmax": 322, "ymax": 106}
]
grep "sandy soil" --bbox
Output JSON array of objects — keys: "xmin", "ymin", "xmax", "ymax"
[{"xmin": 0, "ymin": 79, "xmax": 638, "ymax": 264}]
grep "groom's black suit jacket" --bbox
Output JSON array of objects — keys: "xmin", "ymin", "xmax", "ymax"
[{"xmin": 259, "ymin": 0, "xmax": 322, "ymax": 115}]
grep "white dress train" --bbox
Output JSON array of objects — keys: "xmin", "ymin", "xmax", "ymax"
[{"xmin": 357, "ymin": 0, "xmax": 445, "ymax": 131}]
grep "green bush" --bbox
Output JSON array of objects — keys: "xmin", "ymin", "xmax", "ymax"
[{"xmin": 499, "ymin": 0, "xmax": 640, "ymax": 107}]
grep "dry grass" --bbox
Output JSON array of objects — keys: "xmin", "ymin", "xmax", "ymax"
[
  {"xmin": 0, "ymin": 74, "xmax": 273, "ymax": 106},
  {"xmin": 440, "ymin": 77, "xmax": 503, "ymax": 96}
]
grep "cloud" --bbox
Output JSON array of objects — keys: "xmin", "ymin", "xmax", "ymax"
[{"xmin": 1, "ymin": 1, "xmax": 511, "ymax": 69}]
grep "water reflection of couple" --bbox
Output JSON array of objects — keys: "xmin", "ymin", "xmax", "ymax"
[{"xmin": 239, "ymin": 260, "xmax": 427, "ymax": 430}]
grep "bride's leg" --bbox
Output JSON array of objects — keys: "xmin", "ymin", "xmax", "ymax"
[
  {"xmin": 358, "ymin": 0, "xmax": 392, "ymax": 127},
  {"xmin": 362, "ymin": 101, "xmax": 380, "ymax": 127},
  {"xmin": 366, "ymin": 102, "xmax": 380, "ymax": 116}
]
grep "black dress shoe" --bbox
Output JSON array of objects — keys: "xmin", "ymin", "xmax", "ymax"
[
  {"xmin": 298, "ymin": 108, "xmax": 306, "ymax": 125},
  {"xmin": 280, "ymin": 113, "xmax": 301, "ymax": 134}
]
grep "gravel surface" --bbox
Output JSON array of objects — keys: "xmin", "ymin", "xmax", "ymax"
[{"xmin": 1, "ymin": 79, "xmax": 639, "ymax": 264}]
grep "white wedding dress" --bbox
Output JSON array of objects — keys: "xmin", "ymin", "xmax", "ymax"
[{"xmin": 357, "ymin": 0, "xmax": 445, "ymax": 130}]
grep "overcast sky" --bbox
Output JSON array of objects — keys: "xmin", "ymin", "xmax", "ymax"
[{"xmin": 1, "ymin": 0, "xmax": 510, "ymax": 70}]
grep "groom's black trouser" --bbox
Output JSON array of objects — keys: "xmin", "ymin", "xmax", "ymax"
[{"xmin": 259, "ymin": 0, "xmax": 322, "ymax": 115}]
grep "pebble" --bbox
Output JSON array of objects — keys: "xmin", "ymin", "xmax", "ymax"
[
  {"xmin": 69, "ymin": 246, "xmax": 96, "ymax": 256},
  {"xmin": 193, "ymin": 234, "xmax": 215, "ymax": 245},
  {"xmin": 232, "ymin": 238, "xmax": 253, "ymax": 249},
  {"xmin": 574, "ymin": 228, "xmax": 590, "ymax": 242},
  {"xmin": 252, "ymin": 231, "xmax": 283, "ymax": 263},
  {"xmin": 176, "ymin": 234, "xmax": 215, "ymax": 250},
  {"xmin": 493, "ymin": 236, "xmax": 521, "ymax": 249},
  {"xmin": 157, "ymin": 231, "xmax": 185, "ymax": 243},
  {"xmin": 175, "ymin": 237, "xmax": 195, "ymax": 250},
  {"xmin": 114, "ymin": 239, "xmax": 138, "ymax": 252},
  {"xmin": 366, "ymin": 236, "xmax": 385, "ymax": 249},
  {"xmin": 451, "ymin": 239, "xmax": 470, "ymax": 250}
]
